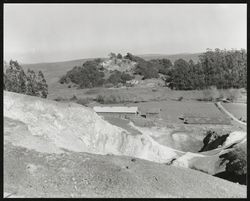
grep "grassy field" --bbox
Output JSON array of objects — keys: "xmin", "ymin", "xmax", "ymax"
[
  {"xmin": 21, "ymin": 58, "xmax": 91, "ymax": 85},
  {"xmin": 49, "ymin": 85, "xmax": 212, "ymax": 102},
  {"xmin": 41, "ymin": 76, "xmax": 246, "ymax": 153},
  {"xmin": 221, "ymin": 103, "xmax": 247, "ymax": 121},
  {"xmin": 90, "ymin": 100, "xmax": 230, "ymax": 124},
  {"xmin": 88, "ymin": 98, "xmax": 237, "ymax": 153}
]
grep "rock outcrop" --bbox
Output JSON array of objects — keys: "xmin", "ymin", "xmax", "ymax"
[{"xmin": 199, "ymin": 131, "xmax": 229, "ymax": 152}]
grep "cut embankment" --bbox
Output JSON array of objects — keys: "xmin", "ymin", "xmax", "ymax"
[
  {"xmin": 4, "ymin": 92, "xmax": 247, "ymax": 197},
  {"xmin": 4, "ymin": 92, "xmax": 246, "ymax": 175},
  {"xmin": 4, "ymin": 91, "xmax": 182, "ymax": 163},
  {"xmin": 128, "ymin": 122, "xmax": 246, "ymax": 175}
]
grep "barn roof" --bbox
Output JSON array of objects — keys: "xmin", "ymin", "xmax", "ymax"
[{"xmin": 93, "ymin": 106, "xmax": 138, "ymax": 113}]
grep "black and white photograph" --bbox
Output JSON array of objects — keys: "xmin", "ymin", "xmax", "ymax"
[{"xmin": 3, "ymin": 2, "xmax": 247, "ymax": 198}]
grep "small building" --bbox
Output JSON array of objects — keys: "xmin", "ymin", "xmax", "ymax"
[{"xmin": 93, "ymin": 106, "xmax": 138, "ymax": 118}]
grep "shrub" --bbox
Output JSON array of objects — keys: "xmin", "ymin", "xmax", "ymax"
[
  {"xmin": 76, "ymin": 98, "xmax": 90, "ymax": 106},
  {"xmin": 117, "ymin": 53, "xmax": 123, "ymax": 59},
  {"xmin": 104, "ymin": 83, "xmax": 114, "ymax": 88},
  {"xmin": 96, "ymin": 94, "xmax": 125, "ymax": 104},
  {"xmin": 227, "ymin": 88, "xmax": 241, "ymax": 102},
  {"xmin": 96, "ymin": 95, "xmax": 105, "ymax": 104},
  {"xmin": 54, "ymin": 96, "xmax": 65, "ymax": 102},
  {"xmin": 178, "ymin": 96, "xmax": 183, "ymax": 101},
  {"xmin": 70, "ymin": 95, "xmax": 78, "ymax": 101},
  {"xmin": 85, "ymin": 88, "xmax": 102, "ymax": 95},
  {"xmin": 201, "ymin": 86, "xmax": 220, "ymax": 101},
  {"xmin": 218, "ymin": 88, "xmax": 241, "ymax": 102}
]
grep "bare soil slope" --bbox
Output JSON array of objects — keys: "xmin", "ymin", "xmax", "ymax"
[
  {"xmin": 4, "ymin": 92, "xmax": 247, "ymax": 198},
  {"xmin": 4, "ymin": 91, "xmax": 181, "ymax": 163},
  {"xmin": 4, "ymin": 142, "xmax": 246, "ymax": 198}
]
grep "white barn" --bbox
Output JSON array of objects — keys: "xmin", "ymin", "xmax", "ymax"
[{"xmin": 93, "ymin": 106, "xmax": 138, "ymax": 118}]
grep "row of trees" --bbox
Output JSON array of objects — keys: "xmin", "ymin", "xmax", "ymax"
[
  {"xmin": 4, "ymin": 60, "xmax": 48, "ymax": 98},
  {"xmin": 167, "ymin": 49, "xmax": 247, "ymax": 90}
]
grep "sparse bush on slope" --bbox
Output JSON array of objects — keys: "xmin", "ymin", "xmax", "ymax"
[
  {"xmin": 96, "ymin": 94, "xmax": 126, "ymax": 104},
  {"xmin": 4, "ymin": 60, "xmax": 48, "ymax": 98}
]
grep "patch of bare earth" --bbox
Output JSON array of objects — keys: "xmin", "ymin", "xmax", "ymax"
[{"xmin": 4, "ymin": 143, "xmax": 246, "ymax": 198}]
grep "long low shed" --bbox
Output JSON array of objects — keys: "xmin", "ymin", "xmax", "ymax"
[{"xmin": 93, "ymin": 106, "xmax": 138, "ymax": 114}]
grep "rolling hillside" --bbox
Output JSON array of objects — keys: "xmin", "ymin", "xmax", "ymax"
[
  {"xmin": 21, "ymin": 58, "xmax": 93, "ymax": 85},
  {"xmin": 18, "ymin": 53, "xmax": 201, "ymax": 85},
  {"xmin": 139, "ymin": 53, "xmax": 202, "ymax": 63}
]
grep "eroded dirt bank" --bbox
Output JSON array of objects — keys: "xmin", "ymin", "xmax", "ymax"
[{"xmin": 4, "ymin": 91, "xmax": 247, "ymax": 198}]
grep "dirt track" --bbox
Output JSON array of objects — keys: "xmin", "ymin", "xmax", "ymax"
[{"xmin": 215, "ymin": 102, "xmax": 246, "ymax": 126}]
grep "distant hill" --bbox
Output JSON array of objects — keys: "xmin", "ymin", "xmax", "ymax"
[
  {"xmin": 139, "ymin": 53, "xmax": 202, "ymax": 63},
  {"xmin": 21, "ymin": 58, "xmax": 94, "ymax": 85},
  {"xmin": 16, "ymin": 53, "xmax": 201, "ymax": 85}
]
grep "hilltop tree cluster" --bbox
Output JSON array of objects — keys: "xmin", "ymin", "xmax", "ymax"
[
  {"xmin": 59, "ymin": 60, "xmax": 105, "ymax": 88},
  {"xmin": 59, "ymin": 55, "xmax": 135, "ymax": 88},
  {"xmin": 4, "ymin": 60, "xmax": 48, "ymax": 98},
  {"xmin": 59, "ymin": 52, "xmax": 173, "ymax": 89},
  {"xmin": 59, "ymin": 49, "xmax": 247, "ymax": 90}
]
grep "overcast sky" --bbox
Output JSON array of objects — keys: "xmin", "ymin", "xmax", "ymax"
[{"xmin": 4, "ymin": 4, "xmax": 246, "ymax": 64}]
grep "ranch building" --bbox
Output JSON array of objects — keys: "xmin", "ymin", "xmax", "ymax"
[{"xmin": 93, "ymin": 106, "xmax": 138, "ymax": 118}]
